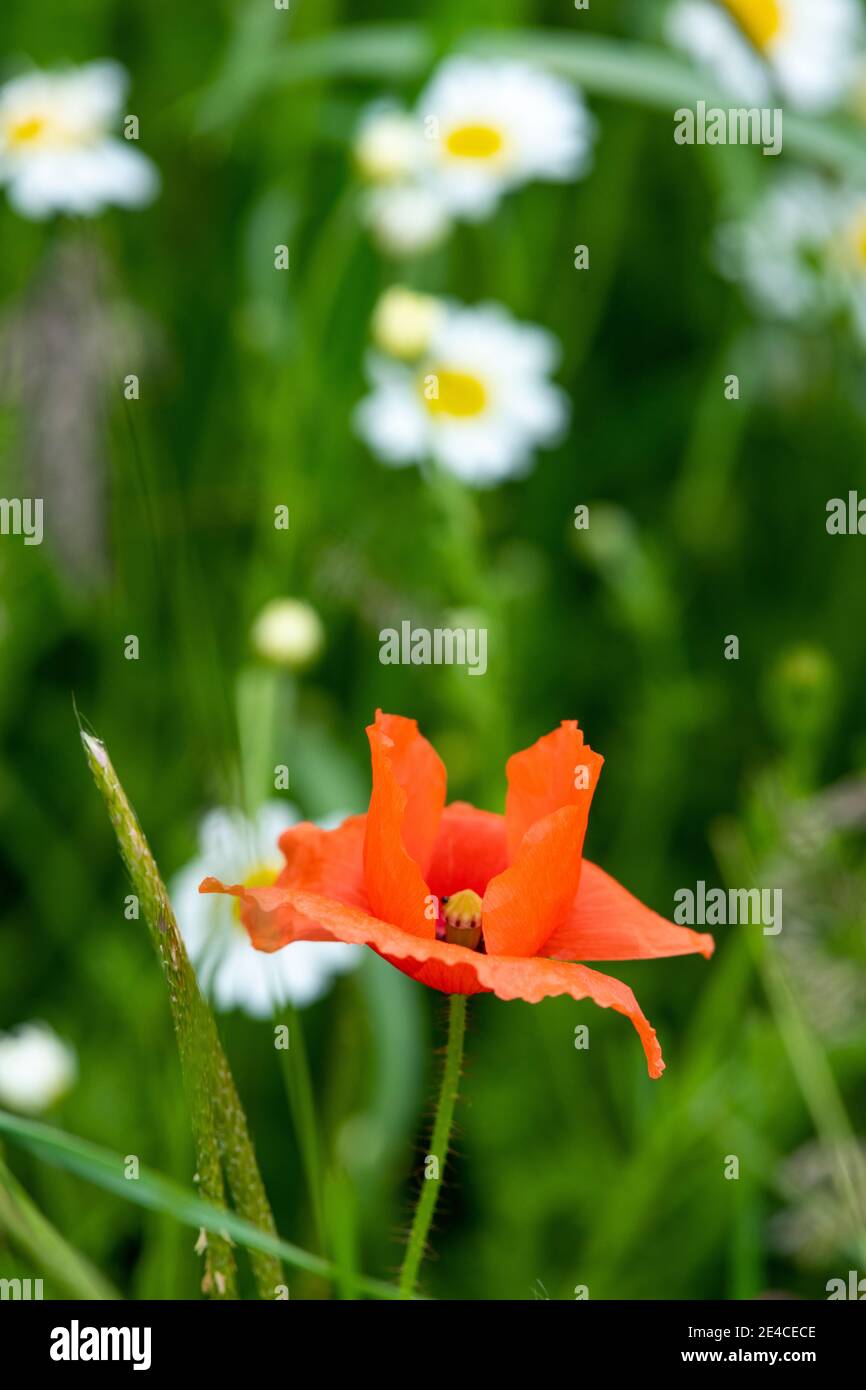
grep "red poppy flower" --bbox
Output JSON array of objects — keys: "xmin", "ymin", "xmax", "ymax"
[{"xmin": 201, "ymin": 712, "xmax": 713, "ymax": 1077}]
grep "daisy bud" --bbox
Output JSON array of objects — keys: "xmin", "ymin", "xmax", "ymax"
[
  {"xmin": 251, "ymin": 598, "xmax": 324, "ymax": 670},
  {"xmin": 372, "ymin": 286, "xmax": 443, "ymax": 360},
  {"xmin": 764, "ymin": 645, "xmax": 837, "ymax": 748},
  {"xmin": 355, "ymin": 108, "xmax": 420, "ymax": 183},
  {"xmin": 0, "ymin": 1022, "xmax": 77, "ymax": 1114},
  {"xmin": 365, "ymin": 184, "xmax": 450, "ymax": 258}
]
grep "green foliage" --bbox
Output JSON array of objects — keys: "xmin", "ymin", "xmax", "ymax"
[{"xmin": 1, "ymin": 0, "xmax": 865, "ymax": 1301}]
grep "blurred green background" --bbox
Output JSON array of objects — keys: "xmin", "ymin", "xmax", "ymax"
[{"xmin": 1, "ymin": 0, "xmax": 866, "ymax": 1300}]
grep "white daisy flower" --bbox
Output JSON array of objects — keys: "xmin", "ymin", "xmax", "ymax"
[
  {"xmin": 667, "ymin": 0, "xmax": 865, "ymax": 113},
  {"xmin": 354, "ymin": 59, "xmax": 593, "ymax": 250},
  {"xmin": 354, "ymin": 299, "xmax": 568, "ymax": 486},
  {"xmin": 363, "ymin": 182, "xmax": 451, "ymax": 257},
  {"xmin": 716, "ymin": 174, "xmax": 866, "ymax": 344},
  {"xmin": 417, "ymin": 57, "xmax": 595, "ymax": 221},
  {"xmin": 171, "ymin": 803, "xmax": 360, "ymax": 1018},
  {"xmin": 0, "ymin": 1022, "xmax": 77, "ymax": 1114},
  {"xmin": 0, "ymin": 60, "xmax": 159, "ymax": 219}
]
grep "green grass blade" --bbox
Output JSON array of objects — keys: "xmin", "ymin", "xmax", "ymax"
[
  {"xmin": 0, "ymin": 1110, "xmax": 408, "ymax": 1300},
  {"xmin": 79, "ymin": 724, "xmax": 279, "ymax": 1298},
  {"xmin": 203, "ymin": 23, "xmax": 866, "ymax": 183},
  {"xmin": 0, "ymin": 1151, "xmax": 119, "ymax": 1300},
  {"xmin": 197, "ymin": 23, "xmax": 434, "ymax": 132}
]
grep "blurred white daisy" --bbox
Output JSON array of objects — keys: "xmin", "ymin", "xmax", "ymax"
[
  {"xmin": 353, "ymin": 58, "xmax": 594, "ymax": 254},
  {"xmin": 667, "ymin": 0, "xmax": 865, "ymax": 113},
  {"xmin": 716, "ymin": 174, "xmax": 866, "ymax": 344},
  {"xmin": 354, "ymin": 299, "xmax": 568, "ymax": 486},
  {"xmin": 0, "ymin": 1022, "xmax": 77, "ymax": 1114},
  {"xmin": 172, "ymin": 803, "xmax": 360, "ymax": 1018},
  {"xmin": 0, "ymin": 60, "xmax": 159, "ymax": 219},
  {"xmin": 417, "ymin": 57, "xmax": 594, "ymax": 221}
]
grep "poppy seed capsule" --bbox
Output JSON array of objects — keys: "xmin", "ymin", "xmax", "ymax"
[{"xmin": 442, "ymin": 889, "xmax": 483, "ymax": 950}]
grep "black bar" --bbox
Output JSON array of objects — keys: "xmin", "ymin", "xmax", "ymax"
[{"xmin": 1, "ymin": 1298, "xmax": 862, "ymax": 1375}]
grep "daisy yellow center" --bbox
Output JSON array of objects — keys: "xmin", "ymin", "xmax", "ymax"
[
  {"xmin": 441, "ymin": 889, "xmax": 483, "ymax": 950},
  {"xmin": 422, "ymin": 366, "xmax": 488, "ymax": 419},
  {"xmin": 855, "ymin": 216, "xmax": 866, "ymax": 268},
  {"xmin": 231, "ymin": 864, "xmax": 279, "ymax": 924},
  {"xmin": 7, "ymin": 114, "xmax": 49, "ymax": 147},
  {"xmin": 443, "ymin": 123, "xmax": 505, "ymax": 161},
  {"xmin": 721, "ymin": 0, "xmax": 784, "ymax": 50}
]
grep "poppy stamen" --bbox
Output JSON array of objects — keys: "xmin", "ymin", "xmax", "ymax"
[{"xmin": 439, "ymin": 889, "xmax": 484, "ymax": 951}]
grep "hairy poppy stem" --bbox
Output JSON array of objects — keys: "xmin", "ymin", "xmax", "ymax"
[{"xmin": 399, "ymin": 994, "xmax": 467, "ymax": 1298}]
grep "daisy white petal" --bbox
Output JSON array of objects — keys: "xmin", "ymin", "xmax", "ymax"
[
  {"xmin": 172, "ymin": 802, "xmax": 361, "ymax": 1018},
  {"xmin": 667, "ymin": 0, "xmax": 865, "ymax": 113},
  {"xmin": 354, "ymin": 355, "xmax": 431, "ymax": 467}
]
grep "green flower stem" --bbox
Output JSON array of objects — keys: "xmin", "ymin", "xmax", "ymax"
[
  {"xmin": 276, "ymin": 1005, "xmax": 327, "ymax": 1253},
  {"xmin": 80, "ymin": 726, "xmax": 282, "ymax": 1299},
  {"xmin": 0, "ymin": 1150, "xmax": 119, "ymax": 1300},
  {"xmin": 399, "ymin": 995, "xmax": 467, "ymax": 1299}
]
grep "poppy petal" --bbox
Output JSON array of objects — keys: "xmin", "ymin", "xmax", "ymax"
[
  {"xmin": 482, "ymin": 722, "xmax": 605, "ymax": 958},
  {"xmin": 544, "ymin": 860, "xmax": 715, "ymax": 962},
  {"xmin": 505, "ymin": 720, "xmax": 604, "ymax": 861},
  {"xmin": 198, "ymin": 879, "xmax": 665, "ymax": 1077},
  {"xmin": 363, "ymin": 712, "xmax": 445, "ymax": 939},
  {"xmin": 276, "ymin": 814, "xmax": 368, "ymax": 909},
  {"xmin": 427, "ymin": 802, "xmax": 509, "ymax": 899},
  {"xmin": 481, "ymin": 806, "xmax": 588, "ymax": 958}
]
